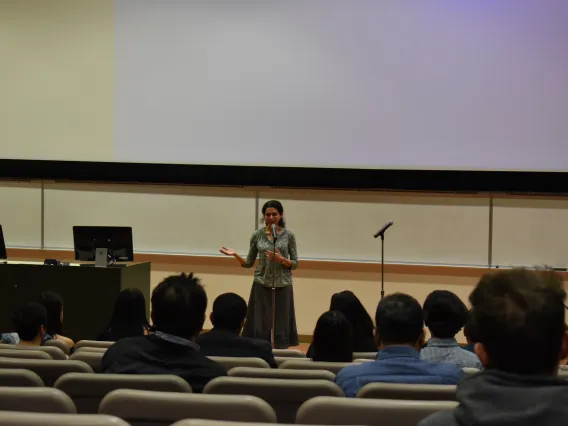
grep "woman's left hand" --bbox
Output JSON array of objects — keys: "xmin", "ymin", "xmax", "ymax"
[{"xmin": 266, "ymin": 248, "xmax": 285, "ymax": 264}]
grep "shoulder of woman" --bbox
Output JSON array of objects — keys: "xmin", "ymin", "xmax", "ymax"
[{"xmin": 285, "ymin": 229, "xmax": 296, "ymax": 239}]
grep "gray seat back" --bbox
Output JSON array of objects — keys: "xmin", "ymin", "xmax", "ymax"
[
  {"xmin": 70, "ymin": 351, "xmax": 105, "ymax": 373},
  {"xmin": 0, "ymin": 349, "xmax": 52, "ymax": 360},
  {"xmin": 0, "ymin": 343, "xmax": 66, "ymax": 360},
  {"xmin": 279, "ymin": 360, "xmax": 352, "ymax": 373},
  {"xmin": 100, "ymin": 389, "xmax": 277, "ymax": 426},
  {"xmin": 75, "ymin": 340, "xmax": 114, "ymax": 351},
  {"xmin": 207, "ymin": 356, "xmax": 270, "ymax": 370},
  {"xmin": 204, "ymin": 376, "xmax": 344, "ymax": 423},
  {"xmin": 0, "ymin": 357, "xmax": 93, "ymax": 386},
  {"xmin": 357, "ymin": 382, "xmax": 457, "ymax": 400},
  {"xmin": 0, "ymin": 387, "xmax": 76, "ymax": 413},
  {"xmin": 229, "ymin": 367, "xmax": 335, "ymax": 381},
  {"xmin": 0, "ymin": 369, "xmax": 44, "ymax": 387},
  {"xmin": 55, "ymin": 372, "xmax": 192, "ymax": 414},
  {"xmin": 0, "ymin": 411, "xmax": 129, "ymax": 425},
  {"xmin": 43, "ymin": 339, "xmax": 71, "ymax": 355}
]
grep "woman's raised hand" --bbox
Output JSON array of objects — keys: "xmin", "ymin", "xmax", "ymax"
[{"xmin": 219, "ymin": 246, "xmax": 236, "ymax": 257}]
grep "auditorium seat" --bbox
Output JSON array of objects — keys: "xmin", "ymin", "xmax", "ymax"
[
  {"xmin": 0, "ymin": 358, "xmax": 93, "ymax": 386},
  {"xmin": 0, "ymin": 369, "xmax": 45, "ymax": 387},
  {"xmin": 357, "ymin": 382, "xmax": 457, "ymax": 401},
  {"xmin": 44, "ymin": 339, "xmax": 71, "ymax": 356},
  {"xmin": 229, "ymin": 367, "xmax": 335, "ymax": 381},
  {"xmin": 271, "ymin": 349, "xmax": 306, "ymax": 358},
  {"xmin": 274, "ymin": 357, "xmax": 311, "ymax": 367},
  {"xmin": 70, "ymin": 351, "xmax": 105, "ymax": 373},
  {"xmin": 55, "ymin": 372, "xmax": 191, "ymax": 414},
  {"xmin": 352, "ymin": 352, "xmax": 377, "ymax": 360},
  {"xmin": 0, "ymin": 349, "xmax": 52, "ymax": 361},
  {"xmin": 0, "ymin": 387, "xmax": 76, "ymax": 413},
  {"xmin": 172, "ymin": 421, "xmax": 338, "ymax": 426},
  {"xmin": 296, "ymin": 396, "xmax": 457, "ymax": 426},
  {"xmin": 99, "ymin": 389, "xmax": 277, "ymax": 426},
  {"xmin": 279, "ymin": 360, "xmax": 351, "ymax": 374},
  {"xmin": 0, "ymin": 343, "xmax": 67, "ymax": 360},
  {"xmin": 76, "ymin": 347, "xmax": 108, "ymax": 354},
  {"xmin": 75, "ymin": 341, "xmax": 115, "ymax": 351},
  {"xmin": 207, "ymin": 356, "xmax": 270, "ymax": 370},
  {"xmin": 0, "ymin": 411, "xmax": 129, "ymax": 426},
  {"xmin": 204, "ymin": 377, "xmax": 344, "ymax": 423},
  {"xmin": 462, "ymin": 368, "xmax": 481, "ymax": 375}
]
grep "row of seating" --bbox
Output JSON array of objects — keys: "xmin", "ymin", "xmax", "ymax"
[{"xmin": 0, "ymin": 386, "xmax": 457, "ymax": 426}]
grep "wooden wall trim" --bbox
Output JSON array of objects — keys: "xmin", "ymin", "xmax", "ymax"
[{"xmin": 7, "ymin": 247, "xmax": 493, "ymax": 277}]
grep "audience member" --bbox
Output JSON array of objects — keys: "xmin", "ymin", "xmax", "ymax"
[
  {"xmin": 420, "ymin": 269, "xmax": 568, "ymax": 426},
  {"xmin": 420, "ymin": 290, "xmax": 482, "ymax": 369},
  {"xmin": 101, "ymin": 273, "xmax": 226, "ymax": 392},
  {"xmin": 39, "ymin": 291, "xmax": 74, "ymax": 348},
  {"xmin": 335, "ymin": 293, "xmax": 464, "ymax": 397},
  {"xmin": 307, "ymin": 290, "xmax": 377, "ymax": 358},
  {"xmin": 463, "ymin": 309, "xmax": 479, "ymax": 354},
  {"xmin": 197, "ymin": 293, "xmax": 277, "ymax": 367},
  {"xmin": 98, "ymin": 288, "xmax": 150, "ymax": 341},
  {"xmin": 311, "ymin": 310, "xmax": 353, "ymax": 362},
  {"xmin": 13, "ymin": 302, "xmax": 47, "ymax": 346}
]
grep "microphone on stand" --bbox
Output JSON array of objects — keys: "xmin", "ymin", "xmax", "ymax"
[
  {"xmin": 271, "ymin": 224, "xmax": 278, "ymax": 240},
  {"xmin": 373, "ymin": 220, "xmax": 394, "ymax": 300},
  {"xmin": 373, "ymin": 221, "xmax": 393, "ymax": 239},
  {"xmin": 270, "ymin": 223, "xmax": 278, "ymax": 349}
]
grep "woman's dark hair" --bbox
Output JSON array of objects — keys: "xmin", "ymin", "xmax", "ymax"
[
  {"xmin": 330, "ymin": 291, "xmax": 375, "ymax": 342},
  {"xmin": 39, "ymin": 291, "xmax": 63, "ymax": 336},
  {"xmin": 261, "ymin": 200, "xmax": 286, "ymax": 227},
  {"xmin": 312, "ymin": 311, "xmax": 353, "ymax": 362},
  {"xmin": 100, "ymin": 288, "xmax": 150, "ymax": 341}
]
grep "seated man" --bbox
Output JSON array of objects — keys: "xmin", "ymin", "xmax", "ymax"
[
  {"xmin": 197, "ymin": 293, "xmax": 277, "ymax": 368},
  {"xmin": 420, "ymin": 290, "xmax": 482, "ymax": 369},
  {"xmin": 335, "ymin": 293, "xmax": 464, "ymax": 397},
  {"xmin": 101, "ymin": 273, "xmax": 226, "ymax": 392},
  {"xmin": 13, "ymin": 302, "xmax": 48, "ymax": 346},
  {"xmin": 420, "ymin": 269, "xmax": 568, "ymax": 426}
]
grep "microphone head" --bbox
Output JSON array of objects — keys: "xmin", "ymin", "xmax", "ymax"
[{"xmin": 271, "ymin": 224, "xmax": 276, "ymax": 229}]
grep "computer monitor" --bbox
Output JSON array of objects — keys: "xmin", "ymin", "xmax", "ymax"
[
  {"xmin": 0, "ymin": 225, "xmax": 6, "ymax": 260},
  {"xmin": 73, "ymin": 226, "xmax": 134, "ymax": 262}
]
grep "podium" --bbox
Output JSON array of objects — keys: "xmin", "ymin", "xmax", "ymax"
[{"xmin": 0, "ymin": 262, "xmax": 151, "ymax": 342}]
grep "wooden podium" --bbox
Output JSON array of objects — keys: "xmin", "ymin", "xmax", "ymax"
[{"xmin": 0, "ymin": 262, "xmax": 151, "ymax": 342}]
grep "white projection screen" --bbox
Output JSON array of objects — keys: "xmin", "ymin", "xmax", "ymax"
[{"xmin": 114, "ymin": 0, "xmax": 568, "ymax": 171}]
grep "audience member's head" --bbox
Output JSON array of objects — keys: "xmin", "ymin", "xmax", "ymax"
[
  {"xmin": 423, "ymin": 290, "xmax": 468, "ymax": 339},
  {"xmin": 463, "ymin": 309, "xmax": 480, "ymax": 345},
  {"xmin": 471, "ymin": 268, "xmax": 567, "ymax": 375},
  {"xmin": 330, "ymin": 291, "xmax": 374, "ymax": 340},
  {"xmin": 13, "ymin": 302, "xmax": 47, "ymax": 345},
  {"xmin": 39, "ymin": 291, "xmax": 64, "ymax": 336},
  {"xmin": 151, "ymin": 273, "xmax": 207, "ymax": 341},
  {"xmin": 375, "ymin": 293, "xmax": 424, "ymax": 349},
  {"xmin": 211, "ymin": 293, "xmax": 247, "ymax": 333},
  {"xmin": 311, "ymin": 310, "xmax": 354, "ymax": 362},
  {"xmin": 103, "ymin": 288, "xmax": 150, "ymax": 340}
]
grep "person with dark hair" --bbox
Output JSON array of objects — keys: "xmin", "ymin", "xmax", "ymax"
[
  {"xmin": 98, "ymin": 288, "xmax": 150, "ymax": 341},
  {"xmin": 311, "ymin": 311, "xmax": 353, "ymax": 362},
  {"xmin": 197, "ymin": 293, "xmax": 277, "ymax": 367},
  {"xmin": 307, "ymin": 291, "xmax": 377, "ymax": 358},
  {"xmin": 220, "ymin": 200, "xmax": 299, "ymax": 349},
  {"xmin": 335, "ymin": 293, "xmax": 464, "ymax": 397},
  {"xmin": 101, "ymin": 273, "xmax": 226, "ymax": 392},
  {"xmin": 420, "ymin": 290, "xmax": 481, "ymax": 368},
  {"xmin": 420, "ymin": 269, "xmax": 568, "ymax": 426},
  {"xmin": 11, "ymin": 302, "xmax": 48, "ymax": 346},
  {"xmin": 39, "ymin": 291, "xmax": 74, "ymax": 349},
  {"xmin": 463, "ymin": 309, "xmax": 479, "ymax": 354}
]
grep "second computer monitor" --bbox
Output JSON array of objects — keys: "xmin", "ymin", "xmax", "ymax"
[{"xmin": 73, "ymin": 226, "xmax": 134, "ymax": 262}]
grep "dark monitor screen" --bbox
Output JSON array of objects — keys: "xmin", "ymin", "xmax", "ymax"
[
  {"xmin": 73, "ymin": 226, "xmax": 134, "ymax": 262},
  {"xmin": 0, "ymin": 225, "xmax": 6, "ymax": 260}
]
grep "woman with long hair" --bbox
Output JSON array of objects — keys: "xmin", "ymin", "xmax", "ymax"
[
  {"xmin": 99, "ymin": 288, "xmax": 150, "ymax": 341},
  {"xmin": 307, "ymin": 290, "xmax": 377, "ymax": 358},
  {"xmin": 220, "ymin": 200, "xmax": 299, "ymax": 349},
  {"xmin": 39, "ymin": 291, "xmax": 74, "ymax": 349},
  {"xmin": 311, "ymin": 310, "xmax": 354, "ymax": 362}
]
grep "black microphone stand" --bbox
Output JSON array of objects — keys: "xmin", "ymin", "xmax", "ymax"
[
  {"xmin": 271, "ymin": 231, "xmax": 277, "ymax": 349},
  {"xmin": 380, "ymin": 233, "xmax": 385, "ymax": 300}
]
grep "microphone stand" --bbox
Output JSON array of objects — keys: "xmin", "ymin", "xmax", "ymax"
[
  {"xmin": 380, "ymin": 233, "xmax": 385, "ymax": 300},
  {"xmin": 271, "ymin": 232, "xmax": 277, "ymax": 349}
]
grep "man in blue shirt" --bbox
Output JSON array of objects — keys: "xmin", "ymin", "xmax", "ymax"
[{"xmin": 335, "ymin": 293, "xmax": 465, "ymax": 397}]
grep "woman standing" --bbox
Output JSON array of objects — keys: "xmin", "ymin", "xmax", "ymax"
[{"xmin": 220, "ymin": 200, "xmax": 299, "ymax": 349}]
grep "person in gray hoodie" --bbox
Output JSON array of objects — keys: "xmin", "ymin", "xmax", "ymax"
[{"xmin": 420, "ymin": 268, "xmax": 568, "ymax": 426}]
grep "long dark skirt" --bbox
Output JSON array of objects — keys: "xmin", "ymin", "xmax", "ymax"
[{"xmin": 242, "ymin": 282, "xmax": 299, "ymax": 349}]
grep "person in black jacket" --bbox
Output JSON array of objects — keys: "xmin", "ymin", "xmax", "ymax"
[
  {"xmin": 101, "ymin": 273, "xmax": 226, "ymax": 393},
  {"xmin": 197, "ymin": 293, "xmax": 277, "ymax": 368}
]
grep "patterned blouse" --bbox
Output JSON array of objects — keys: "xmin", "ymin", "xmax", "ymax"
[{"xmin": 242, "ymin": 227, "xmax": 298, "ymax": 288}]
